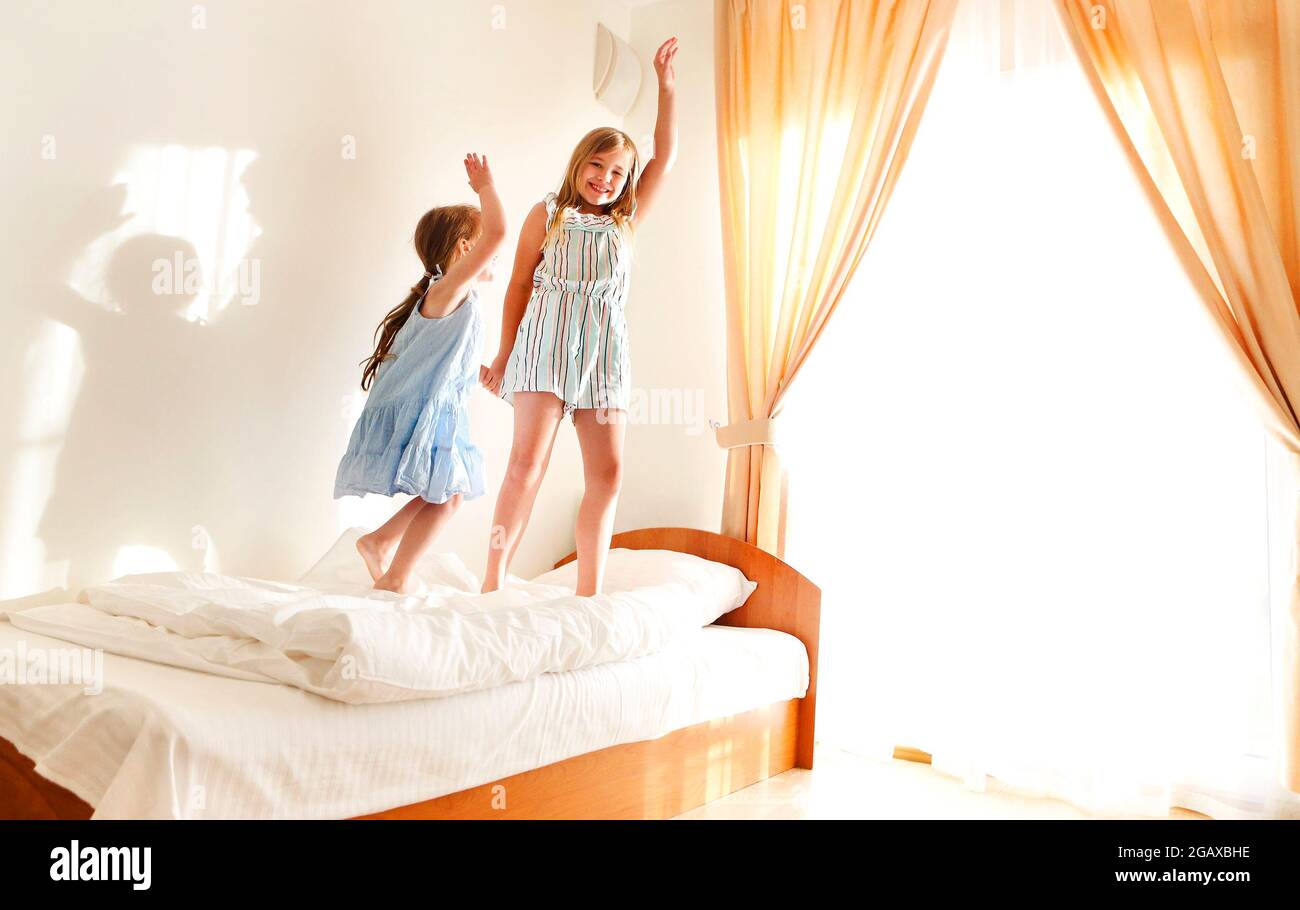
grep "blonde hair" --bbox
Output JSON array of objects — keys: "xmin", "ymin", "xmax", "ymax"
[{"xmin": 542, "ymin": 127, "xmax": 640, "ymax": 250}]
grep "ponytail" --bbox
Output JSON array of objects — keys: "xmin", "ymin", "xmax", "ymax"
[
  {"xmin": 359, "ymin": 275, "xmax": 431, "ymax": 391},
  {"xmin": 357, "ymin": 206, "xmax": 481, "ymax": 391}
]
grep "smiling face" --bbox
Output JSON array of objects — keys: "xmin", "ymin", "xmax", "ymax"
[{"xmin": 576, "ymin": 146, "xmax": 634, "ymax": 210}]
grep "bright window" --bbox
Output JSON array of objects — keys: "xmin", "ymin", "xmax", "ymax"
[{"xmin": 781, "ymin": 0, "xmax": 1290, "ymax": 817}]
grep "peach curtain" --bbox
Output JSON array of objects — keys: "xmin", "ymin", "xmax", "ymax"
[
  {"xmin": 1057, "ymin": 0, "xmax": 1300, "ymax": 792},
  {"xmin": 713, "ymin": 0, "xmax": 957, "ymax": 556}
]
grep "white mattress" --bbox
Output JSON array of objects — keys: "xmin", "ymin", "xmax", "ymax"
[{"xmin": 0, "ymin": 621, "xmax": 808, "ymax": 819}]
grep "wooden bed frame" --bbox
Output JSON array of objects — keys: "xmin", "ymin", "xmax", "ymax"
[{"xmin": 0, "ymin": 527, "xmax": 820, "ymax": 820}]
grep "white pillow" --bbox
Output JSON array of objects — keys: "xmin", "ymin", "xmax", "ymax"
[
  {"xmin": 530, "ymin": 547, "xmax": 757, "ymax": 625},
  {"xmin": 299, "ymin": 527, "xmax": 480, "ymax": 592}
]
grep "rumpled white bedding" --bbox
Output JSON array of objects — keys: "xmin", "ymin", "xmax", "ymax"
[
  {"xmin": 4, "ymin": 570, "xmax": 713, "ymax": 704},
  {"xmin": 0, "ymin": 538, "xmax": 804, "ymax": 818},
  {"xmin": 0, "ymin": 621, "xmax": 808, "ymax": 818}
]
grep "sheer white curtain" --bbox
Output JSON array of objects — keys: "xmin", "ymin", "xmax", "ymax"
[{"xmin": 782, "ymin": 0, "xmax": 1300, "ymax": 818}]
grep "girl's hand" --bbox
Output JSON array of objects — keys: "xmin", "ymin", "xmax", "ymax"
[
  {"xmin": 481, "ymin": 353, "xmax": 511, "ymax": 396},
  {"xmin": 464, "ymin": 153, "xmax": 493, "ymax": 194},
  {"xmin": 653, "ymin": 37, "xmax": 678, "ymax": 92}
]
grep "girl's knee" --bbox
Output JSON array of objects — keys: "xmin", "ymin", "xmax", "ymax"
[
  {"xmin": 586, "ymin": 461, "xmax": 623, "ymax": 495},
  {"xmin": 504, "ymin": 455, "xmax": 546, "ymax": 488}
]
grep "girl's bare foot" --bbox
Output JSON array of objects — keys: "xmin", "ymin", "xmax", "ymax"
[
  {"xmin": 356, "ymin": 533, "xmax": 393, "ymax": 582},
  {"xmin": 373, "ymin": 570, "xmax": 412, "ymax": 594}
]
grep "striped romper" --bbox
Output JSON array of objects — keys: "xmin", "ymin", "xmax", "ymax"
[{"xmin": 499, "ymin": 191, "xmax": 634, "ymax": 419}]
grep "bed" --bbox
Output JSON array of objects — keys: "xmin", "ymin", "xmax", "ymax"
[{"xmin": 0, "ymin": 527, "xmax": 820, "ymax": 819}]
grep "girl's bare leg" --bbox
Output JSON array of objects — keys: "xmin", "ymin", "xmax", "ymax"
[
  {"xmin": 357, "ymin": 496, "xmax": 425, "ymax": 581},
  {"xmin": 572, "ymin": 408, "xmax": 627, "ymax": 596},
  {"xmin": 374, "ymin": 494, "xmax": 463, "ymax": 593},
  {"xmin": 481, "ymin": 392, "xmax": 564, "ymax": 592}
]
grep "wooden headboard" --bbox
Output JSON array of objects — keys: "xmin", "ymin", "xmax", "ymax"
[{"xmin": 555, "ymin": 527, "xmax": 821, "ymax": 769}]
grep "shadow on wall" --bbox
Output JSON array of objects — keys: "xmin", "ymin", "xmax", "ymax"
[
  {"xmin": 39, "ymin": 230, "xmax": 208, "ymax": 585},
  {"xmin": 0, "ymin": 0, "xmax": 650, "ymax": 597},
  {"xmin": 5, "ymin": 147, "xmax": 352, "ymax": 596}
]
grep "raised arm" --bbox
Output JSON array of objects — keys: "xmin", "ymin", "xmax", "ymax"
[
  {"xmin": 482, "ymin": 200, "xmax": 548, "ymax": 395},
  {"xmin": 631, "ymin": 37, "xmax": 679, "ymax": 223},
  {"xmin": 422, "ymin": 153, "xmax": 508, "ymax": 319}
]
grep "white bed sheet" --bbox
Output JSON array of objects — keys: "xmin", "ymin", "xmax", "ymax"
[{"xmin": 0, "ymin": 621, "xmax": 807, "ymax": 819}]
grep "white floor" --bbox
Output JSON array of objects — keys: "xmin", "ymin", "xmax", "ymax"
[{"xmin": 674, "ymin": 745, "xmax": 1207, "ymax": 820}]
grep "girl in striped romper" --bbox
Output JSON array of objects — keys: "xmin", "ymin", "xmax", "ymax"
[{"xmin": 481, "ymin": 37, "xmax": 680, "ymax": 596}]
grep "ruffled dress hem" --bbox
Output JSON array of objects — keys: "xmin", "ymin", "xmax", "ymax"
[{"xmin": 334, "ymin": 392, "xmax": 485, "ymax": 504}]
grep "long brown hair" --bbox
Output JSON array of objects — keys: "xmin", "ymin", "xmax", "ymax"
[
  {"xmin": 543, "ymin": 128, "xmax": 640, "ymax": 250},
  {"xmin": 359, "ymin": 204, "xmax": 482, "ymax": 391}
]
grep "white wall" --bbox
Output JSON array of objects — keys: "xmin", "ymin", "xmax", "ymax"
[
  {"xmin": 0, "ymin": 0, "xmax": 726, "ymax": 595},
  {"xmin": 621, "ymin": 0, "xmax": 729, "ymax": 536}
]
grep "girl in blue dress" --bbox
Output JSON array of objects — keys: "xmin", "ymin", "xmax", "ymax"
[{"xmin": 335, "ymin": 153, "xmax": 506, "ymax": 593}]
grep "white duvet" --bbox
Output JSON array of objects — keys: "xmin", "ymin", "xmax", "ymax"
[{"xmin": 3, "ymin": 538, "xmax": 755, "ymax": 705}]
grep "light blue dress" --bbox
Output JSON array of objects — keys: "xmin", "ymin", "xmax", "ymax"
[{"xmin": 334, "ymin": 275, "xmax": 485, "ymax": 504}]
